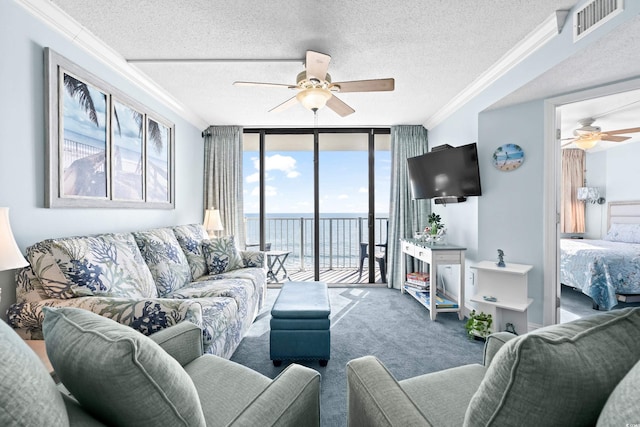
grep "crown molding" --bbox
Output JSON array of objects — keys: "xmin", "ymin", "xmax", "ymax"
[
  {"xmin": 15, "ymin": 0, "xmax": 209, "ymax": 130},
  {"xmin": 425, "ymin": 10, "xmax": 569, "ymax": 130}
]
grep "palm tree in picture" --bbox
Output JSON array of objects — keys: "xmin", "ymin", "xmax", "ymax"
[
  {"xmin": 64, "ymin": 74, "xmax": 100, "ymax": 127},
  {"xmin": 64, "ymin": 74, "xmax": 164, "ymax": 153}
]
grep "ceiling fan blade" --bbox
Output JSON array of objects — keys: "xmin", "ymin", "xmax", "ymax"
[
  {"xmin": 326, "ymin": 94, "xmax": 355, "ymax": 117},
  {"xmin": 233, "ymin": 81, "xmax": 296, "ymax": 89},
  {"xmin": 601, "ymin": 135, "xmax": 631, "ymax": 142},
  {"xmin": 305, "ymin": 50, "xmax": 331, "ymax": 81},
  {"xmin": 268, "ymin": 96, "xmax": 299, "ymax": 113},
  {"xmin": 602, "ymin": 127, "xmax": 640, "ymax": 135},
  {"xmin": 561, "ymin": 140, "xmax": 576, "ymax": 147},
  {"xmin": 331, "ymin": 78, "xmax": 395, "ymax": 93}
]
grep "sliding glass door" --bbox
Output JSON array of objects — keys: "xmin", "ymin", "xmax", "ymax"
[{"xmin": 243, "ymin": 129, "xmax": 389, "ymax": 284}]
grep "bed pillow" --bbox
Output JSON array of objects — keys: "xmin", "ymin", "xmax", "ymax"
[
  {"xmin": 201, "ymin": 236, "xmax": 244, "ymax": 274},
  {"xmin": 464, "ymin": 307, "xmax": 640, "ymax": 427},
  {"xmin": 603, "ymin": 223, "xmax": 640, "ymax": 243},
  {"xmin": 42, "ymin": 306, "xmax": 206, "ymax": 427}
]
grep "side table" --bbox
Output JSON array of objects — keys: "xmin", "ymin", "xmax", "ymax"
[{"xmin": 266, "ymin": 250, "xmax": 292, "ymax": 283}]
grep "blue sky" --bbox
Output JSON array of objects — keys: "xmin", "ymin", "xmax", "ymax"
[{"xmin": 243, "ymin": 150, "xmax": 391, "ymax": 214}]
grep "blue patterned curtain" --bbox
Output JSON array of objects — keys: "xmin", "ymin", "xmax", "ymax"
[
  {"xmin": 387, "ymin": 125, "xmax": 429, "ymax": 289},
  {"xmin": 203, "ymin": 126, "xmax": 245, "ymax": 246}
]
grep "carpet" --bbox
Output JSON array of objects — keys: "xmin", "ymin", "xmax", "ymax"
[{"xmin": 230, "ymin": 287, "xmax": 484, "ymax": 427}]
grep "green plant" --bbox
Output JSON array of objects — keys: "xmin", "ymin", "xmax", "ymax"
[
  {"xmin": 465, "ymin": 310, "xmax": 493, "ymax": 339},
  {"xmin": 426, "ymin": 213, "xmax": 444, "ymax": 236}
]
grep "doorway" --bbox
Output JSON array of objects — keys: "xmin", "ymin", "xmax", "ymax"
[{"xmin": 543, "ymin": 77, "xmax": 640, "ymax": 325}]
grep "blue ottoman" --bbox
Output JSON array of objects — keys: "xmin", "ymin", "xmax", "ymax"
[{"xmin": 270, "ymin": 281, "xmax": 331, "ymax": 367}]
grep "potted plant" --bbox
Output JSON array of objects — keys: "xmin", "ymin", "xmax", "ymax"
[
  {"xmin": 465, "ymin": 310, "xmax": 492, "ymax": 340},
  {"xmin": 424, "ymin": 213, "xmax": 445, "ymax": 241}
]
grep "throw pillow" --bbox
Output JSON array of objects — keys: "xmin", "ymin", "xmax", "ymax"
[
  {"xmin": 464, "ymin": 307, "xmax": 640, "ymax": 427},
  {"xmin": 28, "ymin": 234, "xmax": 158, "ymax": 299},
  {"xmin": 201, "ymin": 236, "xmax": 244, "ymax": 274},
  {"xmin": 172, "ymin": 224, "xmax": 209, "ymax": 280},
  {"xmin": 0, "ymin": 319, "xmax": 69, "ymax": 426},
  {"xmin": 42, "ymin": 307, "xmax": 206, "ymax": 427},
  {"xmin": 597, "ymin": 358, "xmax": 640, "ymax": 426},
  {"xmin": 133, "ymin": 228, "xmax": 192, "ymax": 296}
]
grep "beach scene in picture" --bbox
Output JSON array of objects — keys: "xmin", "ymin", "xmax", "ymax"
[
  {"xmin": 492, "ymin": 143, "xmax": 524, "ymax": 171},
  {"xmin": 62, "ymin": 74, "xmax": 108, "ymax": 198}
]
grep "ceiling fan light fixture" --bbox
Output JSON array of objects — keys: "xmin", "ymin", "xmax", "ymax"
[
  {"xmin": 296, "ymin": 88, "xmax": 332, "ymax": 112},
  {"xmin": 574, "ymin": 134, "xmax": 601, "ymax": 150}
]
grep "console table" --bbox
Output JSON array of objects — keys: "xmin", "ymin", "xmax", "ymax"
[{"xmin": 400, "ymin": 239, "xmax": 466, "ymax": 320}]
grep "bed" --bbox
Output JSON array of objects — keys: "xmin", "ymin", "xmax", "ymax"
[{"xmin": 560, "ymin": 200, "xmax": 640, "ymax": 310}]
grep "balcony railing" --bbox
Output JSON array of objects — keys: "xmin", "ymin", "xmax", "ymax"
[{"xmin": 244, "ymin": 216, "xmax": 388, "ymax": 273}]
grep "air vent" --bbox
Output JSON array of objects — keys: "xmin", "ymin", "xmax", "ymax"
[{"xmin": 574, "ymin": 0, "xmax": 623, "ymax": 41}]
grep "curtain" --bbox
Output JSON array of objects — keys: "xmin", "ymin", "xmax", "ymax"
[
  {"xmin": 203, "ymin": 126, "xmax": 246, "ymax": 245},
  {"xmin": 387, "ymin": 125, "xmax": 429, "ymax": 289},
  {"xmin": 561, "ymin": 149, "xmax": 585, "ymax": 233}
]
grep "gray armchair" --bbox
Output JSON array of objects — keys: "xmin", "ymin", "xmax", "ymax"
[
  {"xmin": 0, "ymin": 307, "xmax": 321, "ymax": 427},
  {"xmin": 346, "ymin": 332, "xmax": 512, "ymax": 426},
  {"xmin": 347, "ymin": 308, "xmax": 640, "ymax": 427}
]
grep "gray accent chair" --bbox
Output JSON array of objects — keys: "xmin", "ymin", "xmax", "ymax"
[
  {"xmin": 347, "ymin": 307, "xmax": 640, "ymax": 427},
  {"xmin": 0, "ymin": 307, "xmax": 321, "ymax": 427}
]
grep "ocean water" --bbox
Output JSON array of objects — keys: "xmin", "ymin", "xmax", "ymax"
[{"xmin": 244, "ymin": 213, "xmax": 388, "ymax": 269}]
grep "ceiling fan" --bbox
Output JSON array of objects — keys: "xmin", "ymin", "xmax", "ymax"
[
  {"xmin": 233, "ymin": 50, "xmax": 394, "ymax": 117},
  {"xmin": 562, "ymin": 118, "xmax": 640, "ymax": 150}
]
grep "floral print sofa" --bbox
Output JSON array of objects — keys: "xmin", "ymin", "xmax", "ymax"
[{"xmin": 6, "ymin": 224, "xmax": 266, "ymax": 358}]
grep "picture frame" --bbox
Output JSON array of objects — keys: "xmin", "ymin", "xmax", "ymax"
[{"xmin": 45, "ymin": 48, "xmax": 175, "ymax": 209}]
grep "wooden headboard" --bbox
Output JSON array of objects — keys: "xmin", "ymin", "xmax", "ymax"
[{"xmin": 608, "ymin": 200, "xmax": 640, "ymax": 230}]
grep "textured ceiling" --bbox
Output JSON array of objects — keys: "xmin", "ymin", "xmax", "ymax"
[
  {"xmin": 492, "ymin": 15, "xmax": 640, "ymax": 152},
  {"xmin": 49, "ymin": 0, "xmax": 578, "ymax": 128}
]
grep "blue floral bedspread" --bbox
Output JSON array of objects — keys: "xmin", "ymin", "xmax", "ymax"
[{"xmin": 560, "ymin": 239, "xmax": 640, "ymax": 310}]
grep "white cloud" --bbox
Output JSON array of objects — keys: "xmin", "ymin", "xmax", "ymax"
[
  {"xmin": 338, "ymin": 194, "xmax": 349, "ymax": 200},
  {"xmin": 358, "ymin": 187, "xmax": 368, "ymax": 193},
  {"xmin": 246, "ymin": 172, "xmax": 259, "ymax": 183},
  {"xmin": 251, "ymin": 154, "xmax": 300, "ymax": 179}
]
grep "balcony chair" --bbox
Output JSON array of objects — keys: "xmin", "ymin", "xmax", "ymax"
[{"xmin": 358, "ymin": 242, "xmax": 387, "ymax": 283}]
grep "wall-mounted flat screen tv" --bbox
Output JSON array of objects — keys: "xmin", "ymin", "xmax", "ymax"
[{"xmin": 407, "ymin": 143, "xmax": 482, "ymax": 201}]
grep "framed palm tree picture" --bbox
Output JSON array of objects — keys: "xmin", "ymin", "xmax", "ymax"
[{"xmin": 45, "ymin": 48, "xmax": 175, "ymax": 208}]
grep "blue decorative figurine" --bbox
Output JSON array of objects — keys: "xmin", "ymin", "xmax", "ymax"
[{"xmin": 497, "ymin": 249, "xmax": 505, "ymax": 267}]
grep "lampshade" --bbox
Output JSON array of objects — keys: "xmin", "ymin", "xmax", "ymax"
[
  {"xmin": 577, "ymin": 187, "xmax": 604, "ymax": 204},
  {"xmin": 296, "ymin": 88, "xmax": 332, "ymax": 111},
  {"xmin": 203, "ymin": 209, "xmax": 223, "ymax": 236},
  {"xmin": 0, "ymin": 207, "xmax": 28, "ymax": 271},
  {"xmin": 574, "ymin": 134, "xmax": 600, "ymax": 150}
]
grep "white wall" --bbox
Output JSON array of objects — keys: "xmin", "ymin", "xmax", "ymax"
[
  {"xmin": 581, "ymin": 143, "xmax": 640, "ymax": 240},
  {"xmin": 0, "ymin": 1, "xmax": 205, "ymax": 317},
  {"xmin": 584, "ymin": 150, "xmax": 607, "ymax": 238}
]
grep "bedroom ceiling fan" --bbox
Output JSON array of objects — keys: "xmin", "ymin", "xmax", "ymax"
[
  {"xmin": 233, "ymin": 50, "xmax": 394, "ymax": 117},
  {"xmin": 562, "ymin": 118, "xmax": 640, "ymax": 150}
]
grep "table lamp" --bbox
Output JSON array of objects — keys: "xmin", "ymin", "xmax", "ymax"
[
  {"xmin": 203, "ymin": 208, "xmax": 224, "ymax": 238},
  {"xmin": 0, "ymin": 208, "xmax": 28, "ymax": 305},
  {"xmin": 0, "ymin": 207, "xmax": 28, "ymax": 272}
]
